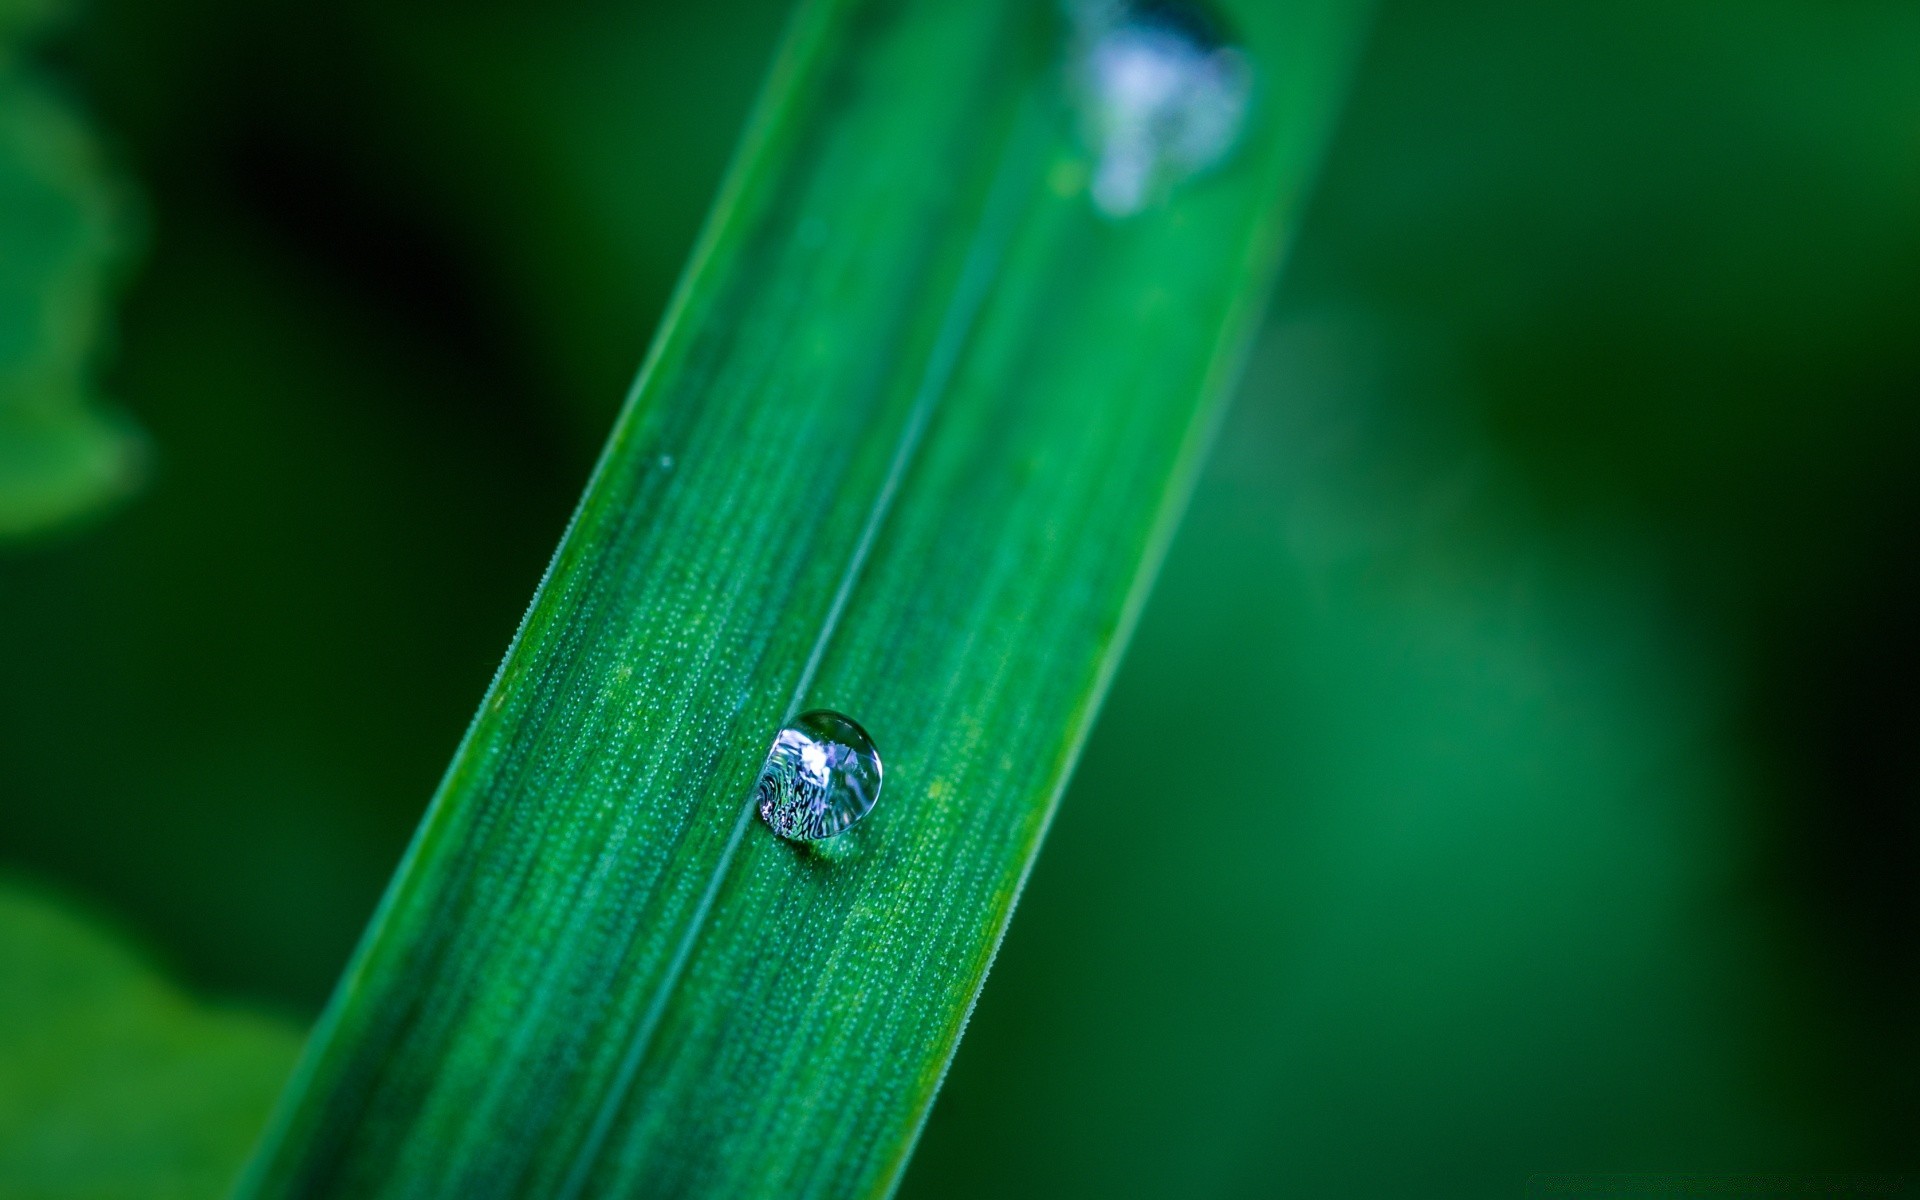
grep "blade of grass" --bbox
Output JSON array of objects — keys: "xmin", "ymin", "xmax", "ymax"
[
  {"xmin": 240, "ymin": 1, "xmax": 1368, "ymax": 1196},
  {"xmin": 555, "ymin": 90, "xmax": 1052, "ymax": 1200}
]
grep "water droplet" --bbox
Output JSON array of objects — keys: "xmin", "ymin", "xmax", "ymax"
[
  {"xmin": 755, "ymin": 710, "xmax": 883, "ymax": 842},
  {"xmin": 1070, "ymin": 0, "xmax": 1251, "ymax": 217}
]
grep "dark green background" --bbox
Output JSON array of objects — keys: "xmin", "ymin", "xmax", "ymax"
[{"xmin": 2, "ymin": 0, "xmax": 1914, "ymax": 1195}]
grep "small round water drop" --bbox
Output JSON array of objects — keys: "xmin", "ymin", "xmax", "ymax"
[
  {"xmin": 755, "ymin": 710, "xmax": 882, "ymax": 843},
  {"xmin": 1071, "ymin": 0, "xmax": 1251, "ymax": 217}
]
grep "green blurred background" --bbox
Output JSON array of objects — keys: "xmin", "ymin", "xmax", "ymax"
[{"xmin": 1, "ymin": 0, "xmax": 1914, "ymax": 1195}]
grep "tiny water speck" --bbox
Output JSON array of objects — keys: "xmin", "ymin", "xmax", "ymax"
[
  {"xmin": 756, "ymin": 710, "xmax": 883, "ymax": 843},
  {"xmin": 1071, "ymin": 0, "xmax": 1251, "ymax": 217}
]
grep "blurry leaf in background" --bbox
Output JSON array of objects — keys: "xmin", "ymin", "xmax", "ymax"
[
  {"xmin": 0, "ymin": 0, "xmax": 142, "ymax": 538},
  {"xmin": 0, "ymin": 877, "xmax": 301, "ymax": 1200}
]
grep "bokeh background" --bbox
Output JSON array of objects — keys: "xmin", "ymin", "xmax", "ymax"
[{"xmin": 2, "ymin": 0, "xmax": 1915, "ymax": 1195}]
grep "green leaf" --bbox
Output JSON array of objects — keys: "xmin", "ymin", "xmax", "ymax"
[
  {"xmin": 0, "ymin": 8, "xmax": 143, "ymax": 540},
  {"xmin": 0, "ymin": 880, "xmax": 303, "ymax": 1200},
  {"xmin": 241, "ymin": 1, "xmax": 1367, "ymax": 1196}
]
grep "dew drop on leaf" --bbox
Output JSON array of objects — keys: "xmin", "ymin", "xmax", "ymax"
[
  {"xmin": 1071, "ymin": 0, "xmax": 1251, "ymax": 217},
  {"xmin": 755, "ymin": 710, "xmax": 883, "ymax": 842}
]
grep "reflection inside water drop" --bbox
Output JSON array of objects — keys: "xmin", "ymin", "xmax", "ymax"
[
  {"xmin": 1071, "ymin": 0, "xmax": 1251, "ymax": 217},
  {"xmin": 756, "ymin": 710, "xmax": 883, "ymax": 843}
]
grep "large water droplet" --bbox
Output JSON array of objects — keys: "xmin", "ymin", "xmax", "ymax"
[
  {"xmin": 1071, "ymin": 0, "xmax": 1251, "ymax": 217},
  {"xmin": 755, "ymin": 710, "xmax": 883, "ymax": 842}
]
